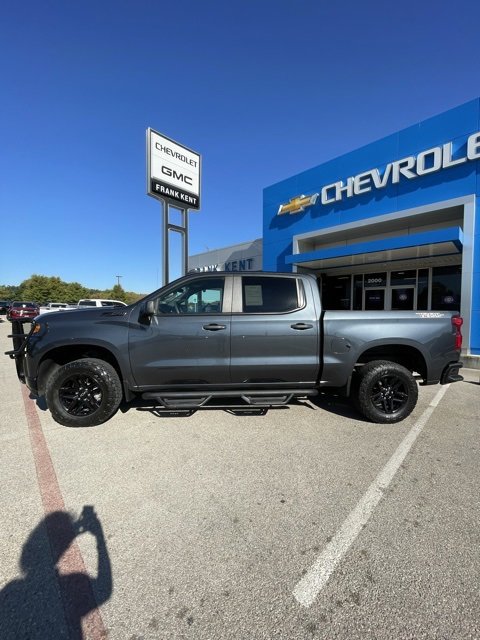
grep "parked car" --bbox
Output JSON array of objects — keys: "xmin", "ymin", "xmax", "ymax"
[
  {"xmin": 0, "ymin": 300, "xmax": 12, "ymax": 315},
  {"xmin": 77, "ymin": 298, "xmax": 127, "ymax": 308},
  {"xmin": 6, "ymin": 272, "xmax": 463, "ymax": 428},
  {"xmin": 7, "ymin": 301, "xmax": 40, "ymax": 322}
]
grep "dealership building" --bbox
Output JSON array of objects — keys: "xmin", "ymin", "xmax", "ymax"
[
  {"xmin": 189, "ymin": 238, "xmax": 262, "ymax": 274},
  {"xmin": 191, "ymin": 99, "xmax": 480, "ymax": 366}
]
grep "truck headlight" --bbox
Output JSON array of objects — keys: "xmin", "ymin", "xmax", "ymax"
[{"xmin": 32, "ymin": 322, "xmax": 43, "ymax": 335}]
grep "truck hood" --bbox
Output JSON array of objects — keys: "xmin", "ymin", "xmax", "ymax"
[{"xmin": 36, "ymin": 306, "xmax": 132, "ymax": 324}]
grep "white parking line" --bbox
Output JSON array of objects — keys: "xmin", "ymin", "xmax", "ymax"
[{"xmin": 293, "ymin": 384, "xmax": 450, "ymax": 608}]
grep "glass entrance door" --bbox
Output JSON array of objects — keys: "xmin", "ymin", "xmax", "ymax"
[
  {"xmin": 364, "ymin": 272, "xmax": 386, "ymax": 310},
  {"xmin": 391, "ymin": 287, "xmax": 415, "ymax": 310},
  {"xmin": 364, "ymin": 289, "xmax": 385, "ymax": 310}
]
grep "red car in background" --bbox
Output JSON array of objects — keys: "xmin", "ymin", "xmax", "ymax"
[{"xmin": 7, "ymin": 301, "xmax": 40, "ymax": 322}]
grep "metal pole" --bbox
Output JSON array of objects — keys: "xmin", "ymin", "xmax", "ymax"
[
  {"xmin": 161, "ymin": 200, "xmax": 190, "ymax": 285},
  {"xmin": 183, "ymin": 209, "xmax": 189, "ymax": 275},
  {"xmin": 162, "ymin": 199, "xmax": 169, "ymax": 286}
]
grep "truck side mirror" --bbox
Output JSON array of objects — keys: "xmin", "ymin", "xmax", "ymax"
[{"xmin": 139, "ymin": 300, "xmax": 156, "ymax": 324}]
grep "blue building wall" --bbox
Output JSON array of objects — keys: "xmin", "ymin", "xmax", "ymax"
[{"xmin": 263, "ymin": 99, "xmax": 480, "ymax": 355}]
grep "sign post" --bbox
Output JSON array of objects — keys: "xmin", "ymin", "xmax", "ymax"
[{"xmin": 147, "ymin": 128, "xmax": 201, "ymax": 286}]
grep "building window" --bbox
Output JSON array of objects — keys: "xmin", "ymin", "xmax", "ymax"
[
  {"xmin": 392, "ymin": 288, "xmax": 415, "ymax": 310},
  {"xmin": 365, "ymin": 289, "xmax": 385, "ymax": 310},
  {"xmin": 319, "ymin": 265, "xmax": 461, "ymax": 312},
  {"xmin": 322, "ymin": 275, "xmax": 352, "ymax": 310},
  {"xmin": 431, "ymin": 266, "xmax": 461, "ymax": 311},
  {"xmin": 390, "ymin": 270, "xmax": 417, "ymax": 286},
  {"xmin": 417, "ymin": 269, "xmax": 429, "ymax": 310},
  {"xmin": 364, "ymin": 272, "xmax": 387, "ymax": 287},
  {"xmin": 353, "ymin": 274, "xmax": 363, "ymax": 310}
]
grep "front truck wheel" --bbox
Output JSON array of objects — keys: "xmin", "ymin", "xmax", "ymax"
[
  {"xmin": 354, "ymin": 360, "xmax": 418, "ymax": 424},
  {"xmin": 45, "ymin": 358, "xmax": 123, "ymax": 427}
]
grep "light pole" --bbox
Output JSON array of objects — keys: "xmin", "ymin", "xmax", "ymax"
[{"xmin": 115, "ymin": 275, "xmax": 123, "ymax": 287}]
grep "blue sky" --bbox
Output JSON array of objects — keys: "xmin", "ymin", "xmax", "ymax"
[{"xmin": 1, "ymin": 0, "xmax": 479, "ymax": 293}]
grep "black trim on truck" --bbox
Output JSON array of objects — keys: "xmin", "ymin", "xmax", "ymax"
[{"xmin": 440, "ymin": 362, "xmax": 464, "ymax": 384}]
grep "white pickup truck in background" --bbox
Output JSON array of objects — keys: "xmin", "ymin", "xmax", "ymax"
[
  {"xmin": 77, "ymin": 298, "xmax": 127, "ymax": 307},
  {"xmin": 38, "ymin": 300, "xmax": 127, "ymax": 314},
  {"xmin": 38, "ymin": 302, "xmax": 74, "ymax": 314}
]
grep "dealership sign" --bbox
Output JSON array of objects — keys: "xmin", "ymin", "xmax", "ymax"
[
  {"xmin": 278, "ymin": 131, "xmax": 480, "ymax": 215},
  {"xmin": 190, "ymin": 258, "xmax": 255, "ymax": 273},
  {"xmin": 147, "ymin": 128, "xmax": 201, "ymax": 209}
]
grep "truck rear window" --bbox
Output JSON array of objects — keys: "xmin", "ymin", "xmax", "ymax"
[{"xmin": 241, "ymin": 277, "xmax": 299, "ymax": 313}]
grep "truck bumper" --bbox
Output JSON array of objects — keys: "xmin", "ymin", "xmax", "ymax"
[
  {"xmin": 5, "ymin": 320, "xmax": 39, "ymax": 393},
  {"xmin": 440, "ymin": 361, "xmax": 464, "ymax": 384},
  {"xmin": 24, "ymin": 375, "xmax": 39, "ymax": 396}
]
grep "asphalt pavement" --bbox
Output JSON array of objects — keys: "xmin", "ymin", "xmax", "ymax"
[{"xmin": 0, "ymin": 317, "xmax": 479, "ymax": 640}]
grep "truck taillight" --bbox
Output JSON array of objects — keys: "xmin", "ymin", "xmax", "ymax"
[{"xmin": 452, "ymin": 315, "xmax": 463, "ymax": 350}]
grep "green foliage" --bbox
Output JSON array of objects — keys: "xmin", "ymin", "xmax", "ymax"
[
  {"xmin": 0, "ymin": 275, "xmax": 146, "ymax": 305},
  {"xmin": 0, "ymin": 284, "xmax": 21, "ymax": 300},
  {"xmin": 18, "ymin": 275, "xmax": 89, "ymax": 304}
]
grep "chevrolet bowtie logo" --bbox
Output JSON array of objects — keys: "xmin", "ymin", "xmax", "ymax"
[{"xmin": 277, "ymin": 193, "xmax": 319, "ymax": 215}]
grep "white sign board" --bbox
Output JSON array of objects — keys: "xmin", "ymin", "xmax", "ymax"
[
  {"xmin": 244, "ymin": 285, "xmax": 263, "ymax": 306},
  {"xmin": 147, "ymin": 128, "xmax": 201, "ymax": 210}
]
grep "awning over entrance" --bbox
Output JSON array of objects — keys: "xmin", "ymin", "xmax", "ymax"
[{"xmin": 285, "ymin": 226, "xmax": 463, "ymax": 271}]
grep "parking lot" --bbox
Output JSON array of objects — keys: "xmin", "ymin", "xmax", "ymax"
[{"xmin": 0, "ymin": 317, "xmax": 479, "ymax": 640}]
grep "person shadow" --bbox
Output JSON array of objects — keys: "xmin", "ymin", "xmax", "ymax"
[{"xmin": 0, "ymin": 506, "xmax": 112, "ymax": 639}]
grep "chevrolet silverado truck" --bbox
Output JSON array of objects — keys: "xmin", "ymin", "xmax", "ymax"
[{"xmin": 6, "ymin": 272, "xmax": 463, "ymax": 427}]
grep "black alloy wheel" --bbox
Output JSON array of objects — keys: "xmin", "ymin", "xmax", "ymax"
[
  {"xmin": 45, "ymin": 358, "xmax": 123, "ymax": 427},
  {"xmin": 370, "ymin": 374, "xmax": 409, "ymax": 415},
  {"xmin": 355, "ymin": 360, "xmax": 418, "ymax": 424},
  {"xmin": 58, "ymin": 373, "xmax": 103, "ymax": 416}
]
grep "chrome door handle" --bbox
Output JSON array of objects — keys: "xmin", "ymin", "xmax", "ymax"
[
  {"xmin": 203, "ymin": 323, "xmax": 226, "ymax": 331},
  {"xmin": 291, "ymin": 323, "xmax": 313, "ymax": 330}
]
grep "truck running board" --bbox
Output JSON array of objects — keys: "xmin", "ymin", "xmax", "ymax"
[{"xmin": 141, "ymin": 389, "xmax": 318, "ymax": 410}]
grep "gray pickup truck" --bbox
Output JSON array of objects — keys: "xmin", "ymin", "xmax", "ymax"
[{"xmin": 6, "ymin": 272, "xmax": 463, "ymax": 427}]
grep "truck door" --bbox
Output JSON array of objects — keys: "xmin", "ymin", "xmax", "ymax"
[
  {"xmin": 128, "ymin": 276, "xmax": 232, "ymax": 387},
  {"xmin": 230, "ymin": 275, "xmax": 319, "ymax": 384}
]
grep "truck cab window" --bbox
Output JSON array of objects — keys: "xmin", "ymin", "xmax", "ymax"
[
  {"xmin": 155, "ymin": 278, "xmax": 224, "ymax": 314},
  {"xmin": 241, "ymin": 276, "xmax": 299, "ymax": 313}
]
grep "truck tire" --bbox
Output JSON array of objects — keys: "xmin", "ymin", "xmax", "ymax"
[
  {"xmin": 45, "ymin": 358, "xmax": 123, "ymax": 428},
  {"xmin": 354, "ymin": 360, "xmax": 418, "ymax": 424}
]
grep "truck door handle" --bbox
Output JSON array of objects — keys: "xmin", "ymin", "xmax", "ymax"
[
  {"xmin": 291, "ymin": 323, "xmax": 313, "ymax": 330},
  {"xmin": 203, "ymin": 323, "xmax": 226, "ymax": 331}
]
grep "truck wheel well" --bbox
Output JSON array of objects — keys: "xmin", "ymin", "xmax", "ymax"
[
  {"xmin": 37, "ymin": 346, "xmax": 123, "ymax": 396},
  {"xmin": 356, "ymin": 345, "xmax": 427, "ymax": 380}
]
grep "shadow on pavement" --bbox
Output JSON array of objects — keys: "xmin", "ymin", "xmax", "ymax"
[
  {"xmin": 0, "ymin": 506, "xmax": 112, "ymax": 640},
  {"xmin": 307, "ymin": 391, "xmax": 370, "ymax": 421}
]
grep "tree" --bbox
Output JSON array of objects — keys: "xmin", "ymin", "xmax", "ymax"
[
  {"xmin": 0, "ymin": 285, "xmax": 21, "ymax": 300},
  {"xmin": 64, "ymin": 282, "xmax": 89, "ymax": 304},
  {"xmin": 21, "ymin": 275, "xmax": 65, "ymax": 304},
  {"xmin": 1, "ymin": 275, "xmax": 145, "ymax": 305},
  {"xmin": 109, "ymin": 284, "xmax": 127, "ymax": 302}
]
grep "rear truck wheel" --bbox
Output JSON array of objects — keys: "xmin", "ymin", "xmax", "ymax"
[
  {"xmin": 354, "ymin": 360, "xmax": 418, "ymax": 424},
  {"xmin": 45, "ymin": 358, "xmax": 122, "ymax": 427}
]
